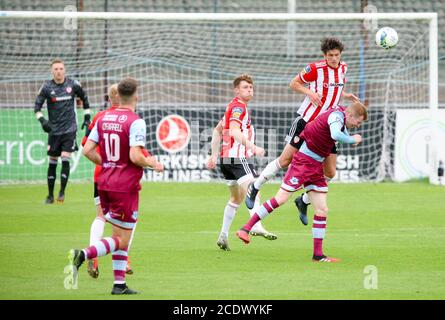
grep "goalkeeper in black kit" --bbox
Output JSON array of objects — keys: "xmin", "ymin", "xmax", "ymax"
[{"xmin": 34, "ymin": 58, "xmax": 91, "ymax": 204}]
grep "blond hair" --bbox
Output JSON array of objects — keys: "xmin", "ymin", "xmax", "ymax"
[
  {"xmin": 108, "ymin": 83, "xmax": 119, "ymax": 105},
  {"xmin": 347, "ymin": 101, "xmax": 368, "ymax": 121},
  {"xmin": 50, "ymin": 58, "xmax": 64, "ymax": 67}
]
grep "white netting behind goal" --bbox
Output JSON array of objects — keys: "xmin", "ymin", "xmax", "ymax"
[{"xmin": 0, "ymin": 15, "xmax": 431, "ymax": 183}]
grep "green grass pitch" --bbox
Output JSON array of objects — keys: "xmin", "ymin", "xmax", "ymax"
[{"xmin": 0, "ymin": 181, "xmax": 444, "ymax": 300}]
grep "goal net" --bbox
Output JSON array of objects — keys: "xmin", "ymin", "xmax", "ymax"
[{"xmin": 0, "ymin": 12, "xmax": 438, "ymax": 184}]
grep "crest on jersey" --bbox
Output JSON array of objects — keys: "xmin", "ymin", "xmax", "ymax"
[
  {"xmin": 66, "ymin": 87, "xmax": 72, "ymax": 94},
  {"xmin": 118, "ymin": 115, "xmax": 128, "ymax": 123},
  {"xmin": 231, "ymin": 107, "xmax": 244, "ymax": 119},
  {"xmin": 289, "ymin": 177, "xmax": 299, "ymax": 185},
  {"xmin": 156, "ymin": 115, "xmax": 191, "ymax": 153},
  {"xmin": 301, "ymin": 65, "xmax": 311, "ymax": 75}
]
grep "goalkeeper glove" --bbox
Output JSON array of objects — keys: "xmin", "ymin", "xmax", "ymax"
[
  {"xmin": 38, "ymin": 117, "xmax": 52, "ymax": 133},
  {"xmin": 81, "ymin": 113, "xmax": 91, "ymax": 130}
]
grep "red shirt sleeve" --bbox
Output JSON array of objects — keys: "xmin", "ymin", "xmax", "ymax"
[
  {"xmin": 228, "ymin": 105, "xmax": 247, "ymax": 125},
  {"xmin": 299, "ymin": 63, "xmax": 317, "ymax": 83}
]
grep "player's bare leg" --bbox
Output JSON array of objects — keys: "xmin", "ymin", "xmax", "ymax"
[
  {"xmin": 237, "ymin": 188, "xmax": 291, "ymax": 244},
  {"xmin": 57, "ymin": 151, "xmax": 72, "ymax": 203},
  {"xmin": 295, "ymin": 153, "xmax": 337, "ymax": 225},
  {"xmin": 246, "ymin": 143, "xmax": 296, "ymax": 209},
  {"xmin": 308, "ymin": 191, "xmax": 340, "ymax": 263}
]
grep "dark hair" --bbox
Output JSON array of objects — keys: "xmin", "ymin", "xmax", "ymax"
[
  {"xmin": 320, "ymin": 38, "xmax": 344, "ymax": 54},
  {"xmin": 50, "ymin": 58, "xmax": 64, "ymax": 67},
  {"xmin": 118, "ymin": 78, "xmax": 138, "ymax": 98},
  {"xmin": 233, "ymin": 74, "xmax": 253, "ymax": 88}
]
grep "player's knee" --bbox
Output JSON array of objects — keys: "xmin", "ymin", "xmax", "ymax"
[
  {"xmin": 274, "ymin": 191, "xmax": 290, "ymax": 205},
  {"xmin": 117, "ymin": 237, "xmax": 130, "ymax": 250},
  {"xmin": 315, "ymin": 206, "xmax": 329, "ymax": 217},
  {"xmin": 230, "ymin": 195, "xmax": 242, "ymax": 205}
]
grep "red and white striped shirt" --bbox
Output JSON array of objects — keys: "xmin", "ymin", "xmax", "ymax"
[
  {"xmin": 297, "ymin": 60, "xmax": 348, "ymax": 122},
  {"xmin": 220, "ymin": 97, "xmax": 255, "ymax": 159}
]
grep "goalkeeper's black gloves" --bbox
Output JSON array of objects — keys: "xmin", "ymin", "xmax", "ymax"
[
  {"xmin": 81, "ymin": 113, "xmax": 91, "ymax": 130},
  {"xmin": 38, "ymin": 117, "xmax": 52, "ymax": 133}
]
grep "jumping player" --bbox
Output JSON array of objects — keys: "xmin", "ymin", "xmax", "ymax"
[{"xmin": 245, "ymin": 38, "xmax": 359, "ymax": 225}]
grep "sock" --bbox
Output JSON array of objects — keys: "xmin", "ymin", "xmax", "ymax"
[
  {"xmin": 47, "ymin": 159, "xmax": 57, "ymax": 197},
  {"xmin": 112, "ymin": 248, "xmax": 128, "ymax": 284},
  {"xmin": 249, "ymin": 196, "xmax": 264, "ymax": 229},
  {"xmin": 60, "ymin": 156, "xmax": 70, "ymax": 194},
  {"xmin": 89, "ymin": 217, "xmax": 106, "ymax": 246},
  {"xmin": 312, "ymin": 215, "xmax": 327, "ymax": 257},
  {"xmin": 221, "ymin": 201, "xmax": 239, "ymax": 236},
  {"xmin": 83, "ymin": 236, "xmax": 120, "ymax": 260},
  {"xmin": 243, "ymin": 197, "xmax": 279, "ymax": 231},
  {"xmin": 302, "ymin": 192, "xmax": 311, "ymax": 205},
  {"xmin": 254, "ymin": 159, "xmax": 282, "ymax": 190}
]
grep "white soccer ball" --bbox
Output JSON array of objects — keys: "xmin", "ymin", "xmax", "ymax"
[{"xmin": 375, "ymin": 27, "xmax": 398, "ymax": 49}]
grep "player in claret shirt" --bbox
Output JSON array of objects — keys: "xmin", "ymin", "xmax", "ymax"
[
  {"xmin": 237, "ymin": 102, "xmax": 368, "ymax": 263},
  {"xmin": 81, "ymin": 83, "xmax": 137, "ymax": 279},
  {"xmin": 68, "ymin": 78, "xmax": 163, "ymax": 295}
]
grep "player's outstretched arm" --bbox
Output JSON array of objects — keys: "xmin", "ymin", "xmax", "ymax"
[
  {"xmin": 207, "ymin": 120, "xmax": 223, "ymax": 170},
  {"xmin": 328, "ymin": 112, "xmax": 362, "ymax": 146}
]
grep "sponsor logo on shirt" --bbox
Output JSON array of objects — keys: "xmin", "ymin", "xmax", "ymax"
[
  {"xmin": 118, "ymin": 115, "xmax": 128, "ymax": 123},
  {"xmin": 102, "ymin": 114, "xmax": 118, "ymax": 122},
  {"xmin": 324, "ymin": 83, "xmax": 344, "ymax": 88}
]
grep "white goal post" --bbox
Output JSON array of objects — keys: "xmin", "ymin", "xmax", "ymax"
[{"xmin": 0, "ymin": 11, "xmax": 439, "ymax": 184}]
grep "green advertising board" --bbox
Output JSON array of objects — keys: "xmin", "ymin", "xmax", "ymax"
[{"xmin": 0, "ymin": 109, "xmax": 95, "ymax": 182}]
